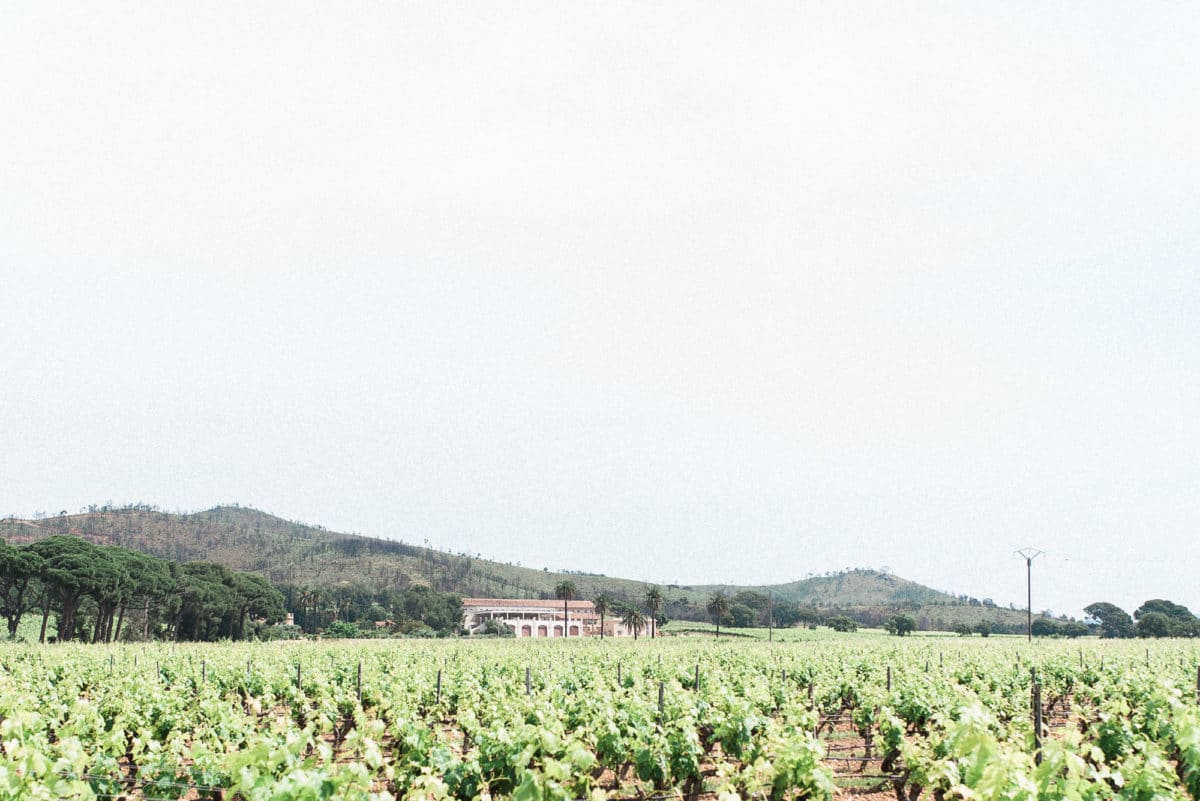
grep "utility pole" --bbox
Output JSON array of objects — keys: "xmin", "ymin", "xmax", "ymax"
[{"xmin": 1015, "ymin": 548, "xmax": 1044, "ymax": 642}]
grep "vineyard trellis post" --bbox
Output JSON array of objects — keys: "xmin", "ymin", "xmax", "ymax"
[{"xmin": 1032, "ymin": 680, "xmax": 1043, "ymax": 765}]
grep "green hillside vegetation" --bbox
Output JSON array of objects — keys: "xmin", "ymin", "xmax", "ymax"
[{"xmin": 2, "ymin": 504, "xmax": 1060, "ymax": 634}]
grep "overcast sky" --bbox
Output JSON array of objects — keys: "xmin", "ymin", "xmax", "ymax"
[{"xmin": 3, "ymin": 3, "xmax": 1198, "ymax": 618}]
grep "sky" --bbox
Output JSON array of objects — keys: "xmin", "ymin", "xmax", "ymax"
[{"xmin": 2, "ymin": 3, "xmax": 1198, "ymax": 619}]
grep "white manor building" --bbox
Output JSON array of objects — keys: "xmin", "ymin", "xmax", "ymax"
[{"xmin": 462, "ymin": 598, "xmax": 641, "ymax": 638}]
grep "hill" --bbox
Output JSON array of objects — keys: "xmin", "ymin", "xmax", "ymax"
[
  {"xmin": 0, "ymin": 504, "xmax": 1049, "ymax": 632},
  {"xmin": 700, "ymin": 570, "xmax": 949, "ymax": 607}
]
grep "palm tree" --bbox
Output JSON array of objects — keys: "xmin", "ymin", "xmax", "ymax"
[
  {"xmin": 621, "ymin": 606, "xmax": 646, "ymax": 640},
  {"xmin": 706, "ymin": 591, "xmax": 730, "ymax": 638},
  {"xmin": 643, "ymin": 586, "xmax": 664, "ymax": 639},
  {"xmin": 554, "ymin": 580, "xmax": 577, "ymax": 638},
  {"xmin": 593, "ymin": 593, "xmax": 611, "ymax": 640}
]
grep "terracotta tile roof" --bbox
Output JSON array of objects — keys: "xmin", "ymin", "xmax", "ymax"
[{"xmin": 463, "ymin": 598, "xmax": 595, "ymax": 610}]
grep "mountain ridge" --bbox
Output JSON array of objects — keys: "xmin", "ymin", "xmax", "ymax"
[{"xmin": 1, "ymin": 504, "xmax": 1044, "ymax": 631}]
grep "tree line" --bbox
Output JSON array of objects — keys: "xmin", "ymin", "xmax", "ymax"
[
  {"xmin": 1085, "ymin": 600, "xmax": 1200, "ymax": 639},
  {"xmin": 274, "ymin": 582, "xmax": 463, "ymax": 636},
  {"xmin": 1, "ymin": 535, "xmax": 467, "ymax": 643},
  {"xmin": 0, "ymin": 536, "xmax": 289, "ymax": 642}
]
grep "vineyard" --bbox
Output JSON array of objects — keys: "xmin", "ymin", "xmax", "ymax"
[{"xmin": 4, "ymin": 637, "xmax": 1200, "ymax": 800}]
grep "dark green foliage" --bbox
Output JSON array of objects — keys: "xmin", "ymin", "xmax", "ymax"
[
  {"xmin": 728, "ymin": 603, "xmax": 758, "ymax": 628},
  {"xmin": 642, "ymin": 586, "xmax": 664, "ymax": 638},
  {"xmin": 1031, "ymin": 618, "xmax": 1060, "ymax": 637},
  {"xmin": 276, "ymin": 581, "xmax": 462, "ymax": 636},
  {"xmin": 1134, "ymin": 600, "xmax": 1200, "ymax": 637},
  {"xmin": 1085, "ymin": 602, "xmax": 1135, "ymax": 639},
  {"xmin": 884, "ymin": 614, "xmax": 916, "ymax": 636},
  {"xmin": 732, "ymin": 591, "xmax": 769, "ymax": 611},
  {"xmin": 479, "ymin": 619, "xmax": 514, "ymax": 637},
  {"xmin": 706, "ymin": 592, "xmax": 730, "ymax": 637},
  {"xmin": 826, "ymin": 615, "xmax": 857, "ymax": 632},
  {"xmin": 324, "ymin": 620, "xmax": 361, "ymax": 638},
  {"xmin": 1061, "ymin": 621, "xmax": 1090, "ymax": 638},
  {"xmin": 621, "ymin": 606, "xmax": 647, "ymax": 639},
  {"xmin": 593, "ymin": 593, "xmax": 612, "ymax": 639},
  {"xmin": 771, "ymin": 601, "xmax": 801, "ymax": 628},
  {"xmin": 1, "ymin": 536, "xmax": 284, "ymax": 643},
  {"xmin": 1136, "ymin": 611, "xmax": 1174, "ymax": 638},
  {"xmin": 26, "ymin": 536, "xmax": 102, "ymax": 641},
  {"xmin": 0, "ymin": 542, "xmax": 44, "ymax": 638}
]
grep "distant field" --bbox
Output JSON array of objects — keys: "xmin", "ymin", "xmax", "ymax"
[{"xmin": 662, "ymin": 620, "xmax": 1034, "ymax": 640}]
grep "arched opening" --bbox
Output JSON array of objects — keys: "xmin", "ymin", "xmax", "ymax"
[
  {"xmin": 552, "ymin": 625, "xmax": 562, "ymax": 637},
  {"xmin": 569, "ymin": 625, "xmax": 580, "ymax": 636},
  {"xmin": 521, "ymin": 625, "xmax": 532, "ymax": 637},
  {"xmin": 537, "ymin": 625, "xmax": 548, "ymax": 637}
]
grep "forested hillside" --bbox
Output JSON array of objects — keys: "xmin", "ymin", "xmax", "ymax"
[{"xmin": 2, "ymin": 504, "xmax": 1051, "ymax": 633}]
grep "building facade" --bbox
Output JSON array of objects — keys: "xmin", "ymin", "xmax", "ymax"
[{"xmin": 462, "ymin": 598, "xmax": 641, "ymax": 638}]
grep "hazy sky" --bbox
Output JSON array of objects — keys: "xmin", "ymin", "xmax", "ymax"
[{"xmin": 3, "ymin": 3, "xmax": 1198, "ymax": 618}]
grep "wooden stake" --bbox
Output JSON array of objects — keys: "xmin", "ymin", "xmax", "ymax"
[{"xmin": 1033, "ymin": 681, "xmax": 1043, "ymax": 765}]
